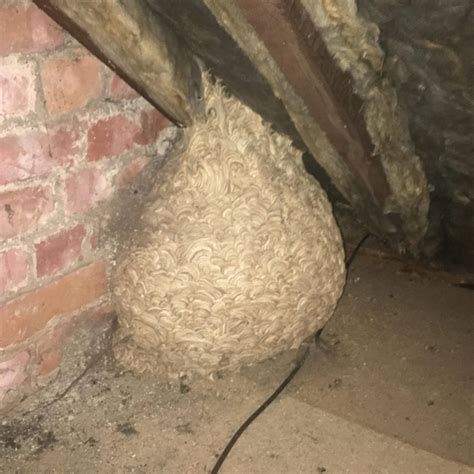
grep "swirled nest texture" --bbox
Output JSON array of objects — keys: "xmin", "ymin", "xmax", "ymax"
[{"xmin": 112, "ymin": 76, "xmax": 346, "ymax": 380}]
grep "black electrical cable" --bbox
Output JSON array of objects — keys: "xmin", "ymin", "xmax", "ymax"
[
  {"xmin": 210, "ymin": 344, "xmax": 310, "ymax": 474},
  {"xmin": 345, "ymin": 233, "xmax": 370, "ymax": 268},
  {"xmin": 210, "ymin": 233, "xmax": 370, "ymax": 474}
]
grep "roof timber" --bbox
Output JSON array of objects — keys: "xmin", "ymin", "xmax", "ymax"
[
  {"xmin": 34, "ymin": 0, "xmax": 204, "ymax": 126},
  {"xmin": 34, "ymin": 0, "xmax": 430, "ymax": 254}
]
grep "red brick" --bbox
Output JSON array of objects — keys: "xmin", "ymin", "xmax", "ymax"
[
  {"xmin": 0, "ymin": 186, "xmax": 54, "ymax": 240},
  {"xmin": 0, "ymin": 248, "xmax": 28, "ymax": 296},
  {"xmin": 0, "ymin": 260, "xmax": 107, "ymax": 347},
  {"xmin": 0, "ymin": 125, "xmax": 79, "ymax": 186},
  {"xmin": 43, "ymin": 300, "xmax": 112, "ymax": 346},
  {"xmin": 0, "ymin": 5, "xmax": 64, "ymax": 56},
  {"xmin": 36, "ymin": 224, "xmax": 86, "ymax": 278},
  {"xmin": 136, "ymin": 108, "xmax": 170, "ymax": 146},
  {"xmin": 0, "ymin": 59, "xmax": 36, "ymax": 117},
  {"xmin": 35, "ymin": 322, "xmax": 64, "ymax": 377},
  {"xmin": 110, "ymin": 73, "xmax": 140, "ymax": 100},
  {"xmin": 65, "ymin": 167, "xmax": 111, "ymax": 214},
  {"xmin": 0, "ymin": 351, "xmax": 29, "ymax": 398},
  {"xmin": 115, "ymin": 156, "xmax": 149, "ymax": 188},
  {"xmin": 38, "ymin": 348, "xmax": 61, "ymax": 376},
  {"xmin": 87, "ymin": 115, "xmax": 141, "ymax": 161},
  {"xmin": 36, "ymin": 301, "xmax": 113, "ymax": 376},
  {"xmin": 41, "ymin": 52, "xmax": 102, "ymax": 115}
]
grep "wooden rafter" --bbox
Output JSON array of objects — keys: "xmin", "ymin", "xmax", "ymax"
[{"xmin": 34, "ymin": 0, "xmax": 204, "ymax": 126}]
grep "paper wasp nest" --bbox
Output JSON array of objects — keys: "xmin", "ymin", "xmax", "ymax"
[{"xmin": 112, "ymin": 77, "xmax": 345, "ymax": 380}]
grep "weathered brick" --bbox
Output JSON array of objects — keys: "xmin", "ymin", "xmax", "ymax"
[
  {"xmin": 41, "ymin": 52, "xmax": 102, "ymax": 115},
  {"xmin": 137, "ymin": 108, "xmax": 171, "ymax": 146},
  {"xmin": 0, "ymin": 5, "xmax": 64, "ymax": 56},
  {"xmin": 87, "ymin": 115, "xmax": 141, "ymax": 161},
  {"xmin": 65, "ymin": 167, "xmax": 111, "ymax": 214},
  {"xmin": 115, "ymin": 156, "xmax": 149, "ymax": 188},
  {"xmin": 0, "ymin": 248, "xmax": 28, "ymax": 296},
  {"xmin": 0, "ymin": 186, "xmax": 54, "ymax": 240},
  {"xmin": 36, "ymin": 224, "xmax": 86, "ymax": 278},
  {"xmin": 0, "ymin": 124, "xmax": 79, "ymax": 186},
  {"xmin": 110, "ymin": 73, "xmax": 140, "ymax": 100},
  {"xmin": 36, "ymin": 301, "xmax": 113, "ymax": 377},
  {"xmin": 0, "ymin": 260, "xmax": 107, "ymax": 347},
  {"xmin": 0, "ymin": 59, "xmax": 36, "ymax": 117},
  {"xmin": 87, "ymin": 109, "xmax": 169, "ymax": 161},
  {"xmin": 0, "ymin": 351, "xmax": 30, "ymax": 399},
  {"xmin": 38, "ymin": 347, "xmax": 61, "ymax": 376},
  {"xmin": 35, "ymin": 322, "xmax": 64, "ymax": 377}
]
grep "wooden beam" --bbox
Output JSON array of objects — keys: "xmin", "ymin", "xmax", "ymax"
[
  {"xmin": 146, "ymin": 1, "xmax": 386, "ymax": 232},
  {"xmin": 144, "ymin": 0, "xmax": 301, "ymax": 146},
  {"xmin": 237, "ymin": 0, "xmax": 390, "ymax": 208},
  {"xmin": 35, "ymin": 0, "xmax": 428, "ymax": 252},
  {"xmin": 34, "ymin": 0, "xmax": 204, "ymax": 126},
  {"xmin": 203, "ymin": 0, "xmax": 398, "ymax": 240}
]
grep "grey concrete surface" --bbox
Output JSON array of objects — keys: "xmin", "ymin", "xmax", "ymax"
[{"xmin": 1, "ymin": 254, "xmax": 472, "ymax": 473}]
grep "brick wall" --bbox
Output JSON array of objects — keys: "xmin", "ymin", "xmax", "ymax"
[{"xmin": 0, "ymin": 0, "xmax": 175, "ymax": 411}]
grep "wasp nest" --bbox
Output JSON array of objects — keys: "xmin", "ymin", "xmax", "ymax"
[{"xmin": 112, "ymin": 76, "xmax": 346, "ymax": 380}]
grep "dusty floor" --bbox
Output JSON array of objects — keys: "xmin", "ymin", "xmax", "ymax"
[{"xmin": 0, "ymin": 254, "xmax": 473, "ymax": 473}]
